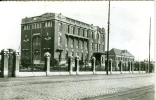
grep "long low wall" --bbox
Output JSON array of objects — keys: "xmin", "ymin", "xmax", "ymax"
[{"xmin": 17, "ymin": 71, "xmax": 145, "ymax": 77}]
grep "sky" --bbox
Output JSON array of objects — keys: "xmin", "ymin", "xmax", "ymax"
[{"xmin": 0, "ymin": 1, "xmax": 154, "ymax": 61}]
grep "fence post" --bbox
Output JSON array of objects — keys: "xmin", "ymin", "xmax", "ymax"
[
  {"xmin": 128, "ymin": 61, "xmax": 132, "ymax": 73},
  {"xmin": 44, "ymin": 52, "xmax": 51, "ymax": 76},
  {"xmin": 92, "ymin": 57, "xmax": 96, "ymax": 75},
  {"xmin": 131, "ymin": 61, "xmax": 134, "ymax": 73},
  {"xmin": 1, "ymin": 49, "xmax": 9, "ymax": 78},
  {"xmin": 109, "ymin": 59, "xmax": 112, "ymax": 74},
  {"xmin": 69, "ymin": 55, "xmax": 73, "ymax": 75},
  {"xmin": 138, "ymin": 62, "xmax": 141, "ymax": 73},
  {"xmin": 13, "ymin": 51, "xmax": 20, "ymax": 77},
  {"xmin": 75, "ymin": 56, "xmax": 79, "ymax": 75},
  {"xmin": 119, "ymin": 60, "xmax": 122, "ymax": 74}
]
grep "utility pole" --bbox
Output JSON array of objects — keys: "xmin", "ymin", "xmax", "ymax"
[
  {"xmin": 107, "ymin": 0, "xmax": 110, "ymax": 75},
  {"xmin": 148, "ymin": 17, "xmax": 151, "ymax": 73}
]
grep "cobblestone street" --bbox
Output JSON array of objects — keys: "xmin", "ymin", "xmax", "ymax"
[{"xmin": 0, "ymin": 74, "xmax": 154, "ymax": 100}]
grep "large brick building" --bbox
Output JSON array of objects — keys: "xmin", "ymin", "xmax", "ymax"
[{"xmin": 21, "ymin": 13, "xmax": 106, "ymax": 67}]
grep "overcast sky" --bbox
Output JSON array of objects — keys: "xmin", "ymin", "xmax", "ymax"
[{"xmin": 0, "ymin": 1, "xmax": 154, "ymax": 61}]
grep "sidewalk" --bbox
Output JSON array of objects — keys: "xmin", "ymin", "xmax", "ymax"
[{"xmin": 0, "ymin": 73, "xmax": 154, "ymax": 86}]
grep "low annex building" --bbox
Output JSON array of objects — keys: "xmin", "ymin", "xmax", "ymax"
[
  {"xmin": 21, "ymin": 13, "xmax": 106, "ymax": 66},
  {"xmin": 107, "ymin": 48, "xmax": 135, "ymax": 71}
]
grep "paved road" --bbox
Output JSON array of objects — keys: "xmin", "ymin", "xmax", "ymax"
[
  {"xmin": 0, "ymin": 74, "xmax": 154, "ymax": 100},
  {"xmin": 83, "ymin": 85, "xmax": 154, "ymax": 100}
]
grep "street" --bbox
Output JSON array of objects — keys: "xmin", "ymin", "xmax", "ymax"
[
  {"xmin": 83, "ymin": 85, "xmax": 154, "ymax": 100},
  {"xmin": 0, "ymin": 74, "xmax": 154, "ymax": 100}
]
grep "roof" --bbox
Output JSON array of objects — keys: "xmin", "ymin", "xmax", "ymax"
[
  {"xmin": 108, "ymin": 48, "xmax": 134, "ymax": 57},
  {"xmin": 21, "ymin": 13, "xmax": 105, "ymax": 34}
]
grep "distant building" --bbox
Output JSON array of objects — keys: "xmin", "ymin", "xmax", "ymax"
[
  {"xmin": 21, "ymin": 13, "xmax": 106, "ymax": 65},
  {"xmin": 106, "ymin": 48, "xmax": 135, "ymax": 71},
  {"xmin": 108, "ymin": 48, "xmax": 134, "ymax": 62}
]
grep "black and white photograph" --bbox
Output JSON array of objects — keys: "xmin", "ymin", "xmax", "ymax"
[{"xmin": 0, "ymin": 1, "xmax": 155, "ymax": 100}]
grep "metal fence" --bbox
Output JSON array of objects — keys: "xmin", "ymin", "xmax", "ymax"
[
  {"xmin": 50, "ymin": 59, "xmax": 68, "ymax": 72},
  {"xmin": 79, "ymin": 60, "xmax": 92, "ymax": 71}
]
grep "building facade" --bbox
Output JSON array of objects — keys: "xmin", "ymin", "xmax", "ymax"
[
  {"xmin": 107, "ymin": 48, "xmax": 135, "ymax": 71},
  {"xmin": 21, "ymin": 13, "xmax": 106, "ymax": 66}
]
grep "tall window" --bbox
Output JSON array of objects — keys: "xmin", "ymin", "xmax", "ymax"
[
  {"xmin": 73, "ymin": 27, "xmax": 75, "ymax": 34},
  {"xmin": 76, "ymin": 39, "xmax": 78, "ymax": 48},
  {"xmin": 81, "ymin": 41, "xmax": 83, "ymax": 49},
  {"xmin": 34, "ymin": 50, "xmax": 40, "ymax": 60},
  {"xmin": 95, "ymin": 43, "xmax": 98, "ymax": 51},
  {"xmin": 65, "ymin": 51, "xmax": 68, "ymax": 62},
  {"xmin": 92, "ymin": 32, "xmax": 94, "ymax": 39},
  {"xmin": 66, "ymin": 25, "xmax": 70, "ymax": 33},
  {"xmin": 98, "ymin": 44, "xmax": 100, "ymax": 51},
  {"xmin": 71, "ymin": 26, "xmax": 73, "ymax": 34},
  {"xmin": 78, "ymin": 28, "xmax": 80, "ymax": 36},
  {"xmin": 83, "ymin": 29, "xmax": 85, "ymax": 37},
  {"xmin": 58, "ymin": 36, "xmax": 62, "ymax": 47},
  {"xmin": 65, "ymin": 37, "xmax": 68, "ymax": 47},
  {"xmin": 86, "ymin": 30, "xmax": 89, "ymax": 38},
  {"xmin": 97, "ymin": 33, "xmax": 99, "ymax": 39},
  {"xmin": 59, "ymin": 23, "xmax": 62, "ymax": 32},
  {"xmin": 33, "ymin": 37, "xmax": 40, "ymax": 46},
  {"xmin": 86, "ymin": 42, "xmax": 88, "ymax": 50},
  {"xmin": 71, "ymin": 39, "xmax": 74, "ymax": 48},
  {"xmin": 102, "ymin": 45, "xmax": 105, "ymax": 52}
]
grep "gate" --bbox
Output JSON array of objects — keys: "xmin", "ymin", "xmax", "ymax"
[{"xmin": 8, "ymin": 51, "xmax": 14, "ymax": 77}]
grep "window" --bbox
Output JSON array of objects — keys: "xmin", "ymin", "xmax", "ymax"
[
  {"xmin": 66, "ymin": 25, "xmax": 70, "ymax": 33},
  {"xmin": 59, "ymin": 23, "xmax": 62, "ymax": 32},
  {"xmin": 81, "ymin": 53, "xmax": 83, "ymax": 61},
  {"xmin": 97, "ymin": 33, "xmax": 99, "ymax": 39},
  {"xmin": 86, "ymin": 42, "xmax": 88, "ymax": 50},
  {"xmin": 65, "ymin": 51, "xmax": 68, "ymax": 61},
  {"xmin": 95, "ymin": 43, "xmax": 98, "ymax": 51},
  {"xmin": 34, "ymin": 50, "xmax": 40, "ymax": 60},
  {"xmin": 65, "ymin": 37, "xmax": 68, "ymax": 47},
  {"xmin": 92, "ymin": 32, "xmax": 94, "ymax": 39},
  {"xmin": 33, "ymin": 37, "xmax": 40, "ymax": 46},
  {"xmin": 83, "ymin": 29, "xmax": 85, "ymax": 37},
  {"xmin": 78, "ymin": 28, "xmax": 80, "ymax": 36},
  {"xmin": 24, "ymin": 25, "xmax": 30, "ymax": 30},
  {"xmin": 76, "ymin": 39, "xmax": 78, "ymax": 48},
  {"xmin": 71, "ymin": 26, "xmax": 73, "ymax": 34},
  {"xmin": 91, "ymin": 43, "xmax": 93, "ymax": 50},
  {"xmin": 98, "ymin": 44, "xmax": 100, "ymax": 51},
  {"xmin": 25, "ymin": 51, "xmax": 28, "ymax": 58},
  {"xmin": 45, "ymin": 21, "xmax": 52, "ymax": 27},
  {"xmin": 58, "ymin": 36, "xmax": 62, "ymax": 47},
  {"xmin": 73, "ymin": 27, "xmax": 75, "ymax": 34},
  {"xmin": 81, "ymin": 41, "xmax": 83, "ymax": 49},
  {"xmin": 86, "ymin": 30, "xmax": 89, "ymax": 38},
  {"xmin": 71, "ymin": 39, "xmax": 74, "ymax": 48},
  {"xmin": 102, "ymin": 45, "xmax": 105, "ymax": 52}
]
